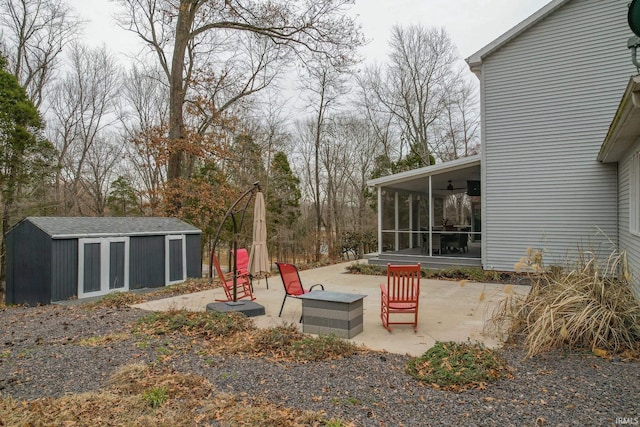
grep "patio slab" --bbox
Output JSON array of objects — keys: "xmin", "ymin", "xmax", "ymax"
[{"xmin": 131, "ymin": 260, "xmax": 530, "ymax": 356}]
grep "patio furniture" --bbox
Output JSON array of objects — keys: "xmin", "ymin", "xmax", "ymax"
[
  {"xmin": 380, "ymin": 263, "xmax": 421, "ymax": 332},
  {"xmin": 213, "ymin": 254, "xmax": 255, "ymax": 302},
  {"xmin": 275, "ymin": 262, "xmax": 324, "ymax": 321},
  {"xmin": 298, "ymin": 291, "xmax": 366, "ymax": 338},
  {"xmin": 233, "ymin": 248, "xmax": 256, "ymax": 289}
]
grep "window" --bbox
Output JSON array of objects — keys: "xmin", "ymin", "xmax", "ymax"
[{"xmin": 630, "ymin": 152, "xmax": 640, "ymax": 235}]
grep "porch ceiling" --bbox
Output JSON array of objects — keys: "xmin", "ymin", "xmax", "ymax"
[{"xmin": 367, "ymin": 155, "xmax": 481, "ymax": 197}]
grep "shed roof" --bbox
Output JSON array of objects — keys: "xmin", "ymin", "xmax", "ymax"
[
  {"xmin": 22, "ymin": 217, "xmax": 200, "ymax": 239},
  {"xmin": 466, "ymin": 0, "xmax": 569, "ymax": 71}
]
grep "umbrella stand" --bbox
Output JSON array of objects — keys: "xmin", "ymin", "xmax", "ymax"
[{"xmin": 210, "ymin": 182, "xmax": 261, "ymax": 303}]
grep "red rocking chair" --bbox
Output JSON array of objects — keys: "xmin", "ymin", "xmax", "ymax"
[
  {"xmin": 213, "ymin": 254, "xmax": 255, "ymax": 302},
  {"xmin": 380, "ymin": 263, "xmax": 421, "ymax": 332}
]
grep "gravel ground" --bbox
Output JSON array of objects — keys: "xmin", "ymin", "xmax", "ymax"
[{"xmin": 1, "ymin": 304, "xmax": 639, "ymax": 426}]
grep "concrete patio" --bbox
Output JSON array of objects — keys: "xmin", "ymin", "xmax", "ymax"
[{"xmin": 132, "ymin": 260, "xmax": 530, "ymax": 356}]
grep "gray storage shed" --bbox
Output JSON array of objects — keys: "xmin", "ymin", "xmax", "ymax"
[{"xmin": 6, "ymin": 217, "xmax": 202, "ymax": 305}]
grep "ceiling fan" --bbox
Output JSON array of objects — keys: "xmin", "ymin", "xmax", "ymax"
[{"xmin": 441, "ymin": 180, "xmax": 466, "ymax": 191}]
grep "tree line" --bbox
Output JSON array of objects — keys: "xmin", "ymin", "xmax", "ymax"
[{"xmin": 0, "ymin": 0, "xmax": 479, "ymax": 277}]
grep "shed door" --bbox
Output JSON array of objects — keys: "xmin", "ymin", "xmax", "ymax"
[
  {"xmin": 165, "ymin": 235, "xmax": 186, "ymax": 285},
  {"xmin": 78, "ymin": 238, "xmax": 129, "ymax": 298}
]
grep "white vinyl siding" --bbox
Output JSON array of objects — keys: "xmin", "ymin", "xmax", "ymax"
[
  {"xmin": 479, "ymin": 0, "xmax": 635, "ymax": 270},
  {"xmin": 618, "ymin": 144, "xmax": 640, "ymax": 298}
]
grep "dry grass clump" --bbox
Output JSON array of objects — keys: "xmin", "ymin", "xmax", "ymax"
[
  {"xmin": 134, "ymin": 309, "xmax": 255, "ymax": 339},
  {"xmin": 0, "ymin": 363, "xmax": 331, "ymax": 426},
  {"xmin": 133, "ymin": 310, "xmax": 362, "ymax": 362},
  {"xmin": 489, "ymin": 247, "xmax": 640, "ymax": 357}
]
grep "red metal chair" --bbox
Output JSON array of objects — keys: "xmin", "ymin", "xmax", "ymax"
[
  {"xmin": 275, "ymin": 262, "xmax": 324, "ymax": 321},
  {"xmin": 380, "ymin": 263, "xmax": 421, "ymax": 332},
  {"xmin": 212, "ymin": 254, "xmax": 255, "ymax": 302}
]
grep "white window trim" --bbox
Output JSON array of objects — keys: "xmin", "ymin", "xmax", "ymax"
[
  {"xmin": 78, "ymin": 237, "xmax": 130, "ymax": 299},
  {"xmin": 165, "ymin": 234, "xmax": 187, "ymax": 285},
  {"xmin": 631, "ymin": 152, "xmax": 640, "ymax": 236}
]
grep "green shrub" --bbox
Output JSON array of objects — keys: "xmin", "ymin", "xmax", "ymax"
[{"xmin": 406, "ymin": 341, "xmax": 509, "ymax": 390}]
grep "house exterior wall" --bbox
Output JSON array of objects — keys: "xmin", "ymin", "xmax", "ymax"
[
  {"xmin": 618, "ymin": 140, "xmax": 640, "ymax": 297},
  {"xmin": 478, "ymin": 0, "xmax": 636, "ymax": 270},
  {"xmin": 5, "ymin": 221, "xmax": 51, "ymax": 305}
]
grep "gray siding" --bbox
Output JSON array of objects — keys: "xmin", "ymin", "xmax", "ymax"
[
  {"xmin": 186, "ymin": 234, "xmax": 202, "ymax": 278},
  {"xmin": 50, "ymin": 239, "xmax": 78, "ymax": 301},
  {"xmin": 618, "ymin": 141, "xmax": 640, "ymax": 297},
  {"xmin": 129, "ymin": 235, "xmax": 165, "ymax": 289},
  {"xmin": 480, "ymin": 0, "xmax": 635, "ymax": 270}
]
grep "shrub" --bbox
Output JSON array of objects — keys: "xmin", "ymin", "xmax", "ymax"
[
  {"xmin": 134, "ymin": 310, "xmax": 254, "ymax": 338},
  {"xmin": 406, "ymin": 341, "xmax": 509, "ymax": 390},
  {"xmin": 489, "ymin": 247, "xmax": 640, "ymax": 357},
  {"xmin": 288, "ymin": 334, "xmax": 361, "ymax": 362}
]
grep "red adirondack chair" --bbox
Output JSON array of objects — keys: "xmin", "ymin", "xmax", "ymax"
[
  {"xmin": 213, "ymin": 254, "xmax": 255, "ymax": 302},
  {"xmin": 275, "ymin": 262, "xmax": 324, "ymax": 321},
  {"xmin": 380, "ymin": 263, "xmax": 421, "ymax": 332}
]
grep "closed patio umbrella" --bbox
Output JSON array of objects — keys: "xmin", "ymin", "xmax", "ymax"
[{"xmin": 249, "ymin": 191, "xmax": 270, "ymax": 287}]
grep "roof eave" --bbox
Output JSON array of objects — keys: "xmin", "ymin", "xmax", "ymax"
[
  {"xmin": 598, "ymin": 75, "xmax": 640, "ymax": 163},
  {"xmin": 366, "ymin": 155, "xmax": 481, "ymax": 187}
]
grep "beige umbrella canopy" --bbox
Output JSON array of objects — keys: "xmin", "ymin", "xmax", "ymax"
[{"xmin": 249, "ymin": 191, "xmax": 270, "ymax": 281}]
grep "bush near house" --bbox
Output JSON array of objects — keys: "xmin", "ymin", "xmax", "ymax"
[{"xmin": 489, "ymin": 248, "xmax": 640, "ymax": 358}]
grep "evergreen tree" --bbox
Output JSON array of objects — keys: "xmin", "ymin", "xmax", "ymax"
[
  {"xmin": 0, "ymin": 55, "xmax": 57, "ymax": 279},
  {"xmin": 107, "ymin": 176, "xmax": 142, "ymax": 216},
  {"xmin": 267, "ymin": 152, "xmax": 301, "ymax": 260}
]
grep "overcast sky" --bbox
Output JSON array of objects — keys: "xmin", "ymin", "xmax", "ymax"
[{"xmin": 67, "ymin": 0, "xmax": 552, "ymax": 66}]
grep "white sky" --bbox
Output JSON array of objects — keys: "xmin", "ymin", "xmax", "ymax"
[{"xmin": 67, "ymin": 0, "xmax": 552, "ymax": 65}]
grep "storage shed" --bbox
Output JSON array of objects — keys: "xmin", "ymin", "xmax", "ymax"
[{"xmin": 6, "ymin": 217, "xmax": 202, "ymax": 305}]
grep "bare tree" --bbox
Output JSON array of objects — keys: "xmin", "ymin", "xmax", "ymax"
[
  {"xmin": 431, "ymin": 77, "xmax": 480, "ymax": 161},
  {"xmin": 120, "ymin": 65, "xmax": 169, "ymax": 215},
  {"xmin": 296, "ymin": 58, "xmax": 350, "ymax": 261},
  {"xmin": 47, "ymin": 43, "xmax": 122, "ymax": 214},
  {"xmin": 81, "ymin": 133, "xmax": 124, "ymax": 216},
  {"xmin": 361, "ymin": 25, "xmax": 461, "ymax": 166},
  {"xmin": 115, "ymin": 0, "xmax": 364, "ymax": 211},
  {"xmin": 0, "ymin": 0, "xmax": 82, "ymax": 107}
]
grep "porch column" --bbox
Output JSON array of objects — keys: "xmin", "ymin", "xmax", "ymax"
[
  {"xmin": 377, "ymin": 186, "xmax": 382, "ymax": 253},
  {"xmin": 408, "ymin": 194, "xmax": 414, "ymax": 249},
  {"xmin": 394, "ymin": 192, "xmax": 399, "ymax": 251},
  {"xmin": 428, "ymin": 175, "xmax": 433, "ymax": 256}
]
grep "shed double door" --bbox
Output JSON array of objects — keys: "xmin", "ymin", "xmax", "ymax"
[{"xmin": 78, "ymin": 238, "xmax": 129, "ymax": 298}]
